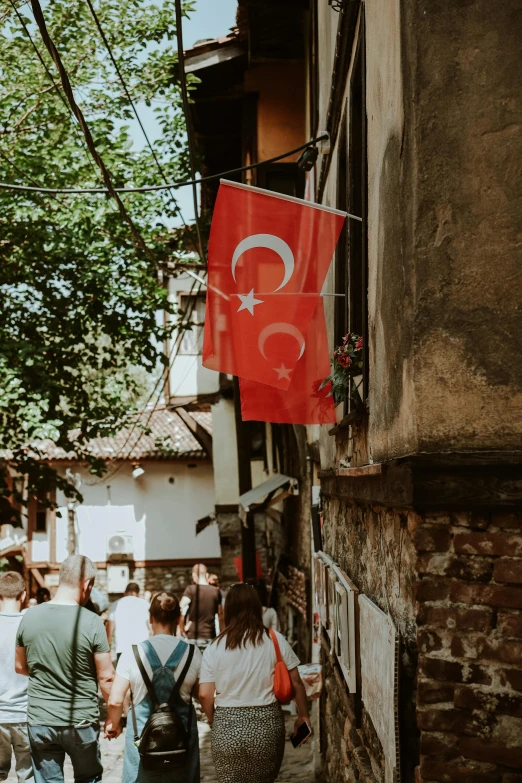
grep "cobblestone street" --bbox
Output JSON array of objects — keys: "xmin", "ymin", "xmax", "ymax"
[{"xmin": 7, "ymin": 715, "xmax": 314, "ymax": 783}]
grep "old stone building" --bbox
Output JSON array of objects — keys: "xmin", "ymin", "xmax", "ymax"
[
  {"xmin": 309, "ymin": 0, "xmax": 522, "ymax": 781},
  {"xmin": 181, "ymin": 0, "xmax": 521, "ymax": 778}
]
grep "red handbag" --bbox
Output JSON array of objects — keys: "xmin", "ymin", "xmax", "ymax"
[{"xmin": 270, "ymin": 629, "xmax": 296, "ymax": 705}]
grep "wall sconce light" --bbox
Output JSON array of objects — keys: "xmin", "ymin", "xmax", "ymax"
[{"xmin": 132, "ymin": 464, "xmax": 145, "ymax": 480}]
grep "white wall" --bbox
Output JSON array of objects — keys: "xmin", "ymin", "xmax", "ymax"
[
  {"xmin": 54, "ymin": 460, "xmax": 219, "ymax": 563},
  {"xmin": 167, "ymin": 271, "xmax": 220, "ymax": 398},
  {"xmin": 211, "ymin": 398, "xmax": 240, "ymax": 505}
]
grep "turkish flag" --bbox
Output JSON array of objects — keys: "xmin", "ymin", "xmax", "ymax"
[
  {"xmin": 239, "ymin": 299, "xmax": 336, "ymax": 424},
  {"xmin": 203, "ymin": 180, "xmax": 345, "ymax": 388}
]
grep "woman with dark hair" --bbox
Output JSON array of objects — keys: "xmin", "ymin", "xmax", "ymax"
[
  {"xmin": 107, "ymin": 591, "xmax": 201, "ymax": 783},
  {"xmin": 199, "ymin": 583, "xmax": 310, "ymax": 783}
]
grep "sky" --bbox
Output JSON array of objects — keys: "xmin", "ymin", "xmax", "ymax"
[{"xmin": 132, "ymin": 0, "xmax": 239, "ymax": 225}]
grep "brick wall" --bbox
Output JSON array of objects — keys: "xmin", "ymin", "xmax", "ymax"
[
  {"xmin": 318, "ymin": 495, "xmax": 522, "ymax": 782},
  {"xmin": 415, "ymin": 510, "xmax": 522, "ymax": 782}
]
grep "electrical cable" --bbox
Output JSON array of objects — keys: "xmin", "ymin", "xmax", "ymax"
[
  {"xmin": 0, "ymin": 135, "xmax": 329, "ymax": 194},
  {"xmin": 83, "ymin": 0, "xmax": 190, "ymax": 233},
  {"xmin": 6, "ymin": 0, "xmax": 100, "ymax": 183},
  {"xmin": 84, "ymin": 275, "xmax": 204, "ymax": 484},
  {"xmin": 174, "ymin": 0, "xmax": 206, "ymax": 262},
  {"xmin": 28, "ymin": 0, "xmax": 154, "ymax": 257}
]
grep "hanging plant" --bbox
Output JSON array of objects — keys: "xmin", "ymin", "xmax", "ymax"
[{"xmin": 321, "ymin": 333, "xmax": 364, "ymax": 405}]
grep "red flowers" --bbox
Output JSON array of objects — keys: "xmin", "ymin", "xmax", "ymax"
[
  {"xmin": 355, "ymin": 338, "xmax": 363, "ymax": 351},
  {"xmin": 337, "ymin": 354, "xmax": 352, "ymax": 368},
  {"xmin": 322, "ymin": 332, "xmax": 364, "ymax": 404}
]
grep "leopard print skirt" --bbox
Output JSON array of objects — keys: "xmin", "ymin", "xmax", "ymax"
[{"xmin": 211, "ymin": 703, "xmax": 286, "ymax": 783}]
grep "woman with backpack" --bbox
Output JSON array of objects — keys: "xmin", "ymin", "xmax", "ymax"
[
  {"xmin": 106, "ymin": 591, "xmax": 201, "ymax": 783},
  {"xmin": 199, "ymin": 583, "xmax": 310, "ymax": 783}
]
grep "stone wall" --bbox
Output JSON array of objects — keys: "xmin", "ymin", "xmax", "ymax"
[
  {"xmin": 318, "ymin": 493, "xmax": 522, "ymax": 782},
  {"xmin": 414, "ymin": 509, "xmax": 522, "ymax": 782}
]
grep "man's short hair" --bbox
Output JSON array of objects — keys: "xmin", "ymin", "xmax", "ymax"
[
  {"xmin": 124, "ymin": 582, "xmax": 140, "ymax": 595},
  {"xmin": 192, "ymin": 563, "xmax": 207, "ymax": 579},
  {"xmin": 0, "ymin": 571, "xmax": 25, "ymax": 600},
  {"xmin": 59, "ymin": 555, "xmax": 97, "ymax": 588}
]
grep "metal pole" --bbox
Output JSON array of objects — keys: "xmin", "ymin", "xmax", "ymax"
[{"xmin": 233, "ymin": 378, "xmax": 257, "ymax": 581}]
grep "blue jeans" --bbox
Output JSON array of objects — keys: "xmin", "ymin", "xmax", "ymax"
[{"xmin": 28, "ymin": 725, "xmax": 102, "ymax": 783}]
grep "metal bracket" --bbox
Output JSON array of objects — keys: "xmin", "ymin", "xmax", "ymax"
[{"xmin": 318, "ymin": 131, "xmax": 331, "ymax": 155}]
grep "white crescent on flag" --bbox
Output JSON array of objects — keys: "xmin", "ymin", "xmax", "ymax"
[
  {"xmin": 258, "ymin": 322, "xmax": 306, "ymax": 360},
  {"xmin": 231, "ymin": 233, "xmax": 295, "ymax": 292}
]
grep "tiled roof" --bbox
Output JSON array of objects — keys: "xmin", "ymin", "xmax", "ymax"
[{"xmin": 32, "ymin": 408, "xmax": 210, "ymax": 462}]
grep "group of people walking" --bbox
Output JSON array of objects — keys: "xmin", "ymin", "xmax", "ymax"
[{"xmin": 0, "ymin": 555, "xmax": 310, "ymax": 783}]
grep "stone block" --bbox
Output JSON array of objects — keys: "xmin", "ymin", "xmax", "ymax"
[
  {"xmin": 450, "ymin": 581, "xmax": 522, "ymax": 609},
  {"xmin": 416, "ymin": 708, "xmax": 492, "ymax": 736},
  {"xmin": 418, "ymin": 656, "xmax": 492, "ymax": 686},
  {"xmin": 460, "ymin": 737, "xmax": 522, "ymax": 768},
  {"xmin": 418, "ymin": 679, "xmax": 455, "ymax": 705},
  {"xmin": 497, "ymin": 611, "xmax": 522, "ymax": 637},
  {"xmin": 475, "ymin": 638, "xmax": 522, "ymax": 665},
  {"xmin": 413, "ymin": 527, "xmax": 452, "ymax": 552},
  {"xmin": 416, "ymin": 555, "xmax": 493, "ymax": 582},
  {"xmin": 499, "ymin": 669, "xmax": 522, "ymax": 693},
  {"xmin": 418, "ymin": 629, "xmax": 447, "ymax": 654},
  {"xmin": 453, "ymin": 533, "xmax": 522, "ymax": 557},
  {"xmin": 416, "ymin": 578, "xmax": 451, "ymax": 602},
  {"xmin": 491, "ymin": 512, "xmax": 522, "ymax": 530},
  {"xmin": 417, "ymin": 605, "xmax": 494, "ymax": 632},
  {"xmin": 420, "ymin": 757, "xmax": 501, "ymax": 783},
  {"xmin": 420, "ymin": 731, "xmax": 459, "ymax": 759},
  {"xmin": 454, "ymin": 685, "xmax": 522, "ymax": 717},
  {"xmin": 494, "ymin": 558, "xmax": 522, "ymax": 585}
]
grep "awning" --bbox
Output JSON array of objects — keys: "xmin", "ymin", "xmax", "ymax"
[{"xmin": 239, "ymin": 474, "xmax": 298, "ymax": 512}]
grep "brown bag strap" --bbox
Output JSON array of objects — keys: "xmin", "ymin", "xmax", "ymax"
[{"xmin": 269, "ymin": 629, "xmax": 282, "ymax": 663}]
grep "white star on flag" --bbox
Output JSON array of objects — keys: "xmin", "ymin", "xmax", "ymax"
[
  {"xmin": 274, "ymin": 363, "xmax": 292, "ymax": 381},
  {"xmin": 236, "ymin": 289, "xmax": 264, "ymax": 315}
]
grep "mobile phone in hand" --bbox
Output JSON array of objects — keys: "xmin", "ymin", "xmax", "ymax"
[{"xmin": 290, "ymin": 720, "xmax": 311, "ymax": 748}]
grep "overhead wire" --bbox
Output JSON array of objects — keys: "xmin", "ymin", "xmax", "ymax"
[
  {"xmin": 174, "ymin": 0, "xmax": 206, "ymax": 262},
  {"xmin": 84, "ymin": 274, "xmax": 204, "ymax": 484},
  {"xmin": 83, "ymin": 0, "xmax": 191, "ymax": 234},
  {"xmin": 6, "ymin": 0, "xmax": 101, "ymax": 183},
  {"xmin": 28, "ymin": 0, "xmax": 155, "ymax": 258},
  {"xmin": 0, "ymin": 136, "xmax": 331, "ymax": 194}
]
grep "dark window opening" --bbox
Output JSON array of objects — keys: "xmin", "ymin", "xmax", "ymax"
[
  {"xmin": 257, "ymin": 163, "xmax": 306, "ymax": 200},
  {"xmin": 35, "ymin": 492, "xmax": 48, "ymax": 532}
]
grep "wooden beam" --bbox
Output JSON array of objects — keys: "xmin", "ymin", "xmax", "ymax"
[
  {"xmin": 30, "ymin": 568, "xmax": 45, "ymax": 588},
  {"xmin": 175, "ymin": 408, "xmax": 213, "ymax": 460}
]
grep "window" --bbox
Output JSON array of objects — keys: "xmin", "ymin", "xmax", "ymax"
[
  {"xmin": 178, "ymin": 294, "xmax": 206, "ymax": 355},
  {"xmin": 35, "ymin": 492, "xmax": 48, "ymax": 532},
  {"xmin": 257, "ymin": 163, "xmax": 306, "ymax": 199},
  {"xmin": 334, "ymin": 25, "xmax": 369, "ymax": 408}
]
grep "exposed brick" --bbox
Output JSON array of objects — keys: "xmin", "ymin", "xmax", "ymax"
[
  {"xmin": 499, "ymin": 669, "xmax": 522, "ymax": 693},
  {"xmin": 416, "ymin": 554, "xmax": 493, "ymax": 582},
  {"xmin": 477, "ymin": 638, "xmax": 522, "ymax": 665},
  {"xmin": 494, "ymin": 558, "xmax": 522, "ymax": 585},
  {"xmin": 450, "ymin": 582, "xmax": 522, "ymax": 609},
  {"xmin": 453, "ymin": 533, "xmax": 522, "ymax": 557},
  {"xmin": 418, "ymin": 657, "xmax": 492, "ymax": 686},
  {"xmin": 503, "ymin": 775, "xmax": 522, "ymax": 783},
  {"xmin": 460, "ymin": 737, "xmax": 522, "ymax": 768},
  {"xmin": 416, "ymin": 579, "xmax": 451, "ymax": 602},
  {"xmin": 420, "ymin": 757, "xmax": 501, "ymax": 783},
  {"xmin": 420, "ymin": 732, "xmax": 460, "ymax": 759},
  {"xmin": 414, "ymin": 527, "xmax": 452, "ymax": 552},
  {"xmin": 454, "ymin": 685, "xmax": 522, "ymax": 717},
  {"xmin": 418, "ymin": 605, "xmax": 494, "ymax": 632},
  {"xmin": 425, "ymin": 513, "xmax": 451, "ymax": 526},
  {"xmin": 451, "ymin": 511, "xmax": 491, "ymax": 530},
  {"xmin": 418, "ymin": 629, "xmax": 446, "ymax": 654},
  {"xmin": 491, "ymin": 512, "xmax": 522, "ymax": 530},
  {"xmin": 418, "ymin": 680, "xmax": 455, "ymax": 705},
  {"xmin": 417, "ymin": 708, "xmax": 492, "ymax": 736},
  {"xmin": 498, "ymin": 611, "xmax": 522, "ymax": 637}
]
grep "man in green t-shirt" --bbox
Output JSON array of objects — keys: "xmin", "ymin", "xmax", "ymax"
[{"xmin": 15, "ymin": 555, "xmax": 114, "ymax": 783}]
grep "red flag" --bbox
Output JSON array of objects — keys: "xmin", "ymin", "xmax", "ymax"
[
  {"xmin": 239, "ymin": 299, "xmax": 336, "ymax": 424},
  {"xmin": 203, "ymin": 180, "xmax": 345, "ymax": 388}
]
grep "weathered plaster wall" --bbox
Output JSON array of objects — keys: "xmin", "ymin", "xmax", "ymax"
[{"xmin": 405, "ymin": 0, "xmax": 522, "ymax": 455}]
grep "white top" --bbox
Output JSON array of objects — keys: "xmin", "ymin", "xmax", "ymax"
[
  {"xmin": 116, "ymin": 635, "xmax": 201, "ymax": 706},
  {"xmin": 200, "ymin": 630, "xmax": 300, "ymax": 708},
  {"xmin": 262, "ymin": 607, "xmax": 280, "ymax": 631},
  {"xmin": 0, "ymin": 612, "xmax": 27, "ymax": 723},
  {"xmin": 109, "ymin": 596, "xmax": 150, "ymax": 654}
]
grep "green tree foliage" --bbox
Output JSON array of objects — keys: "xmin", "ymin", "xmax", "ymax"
[{"xmin": 0, "ymin": 0, "xmax": 196, "ymax": 519}]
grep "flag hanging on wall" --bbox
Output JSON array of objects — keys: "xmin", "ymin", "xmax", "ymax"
[
  {"xmin": 239, "ymin": 299, "xmax": 336, "ymax": 424},
  {"xmin": 203, "ymin": 180, "xmax": 345, "ymax": 388},
  {"xmin": 202, "ymin": 179, "xmax": 345, "ymax": 422}
]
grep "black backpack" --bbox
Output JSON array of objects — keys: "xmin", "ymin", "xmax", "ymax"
[{"xmin": 130, "ymin": 643, "xmax": 195, "ymax": 772}]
